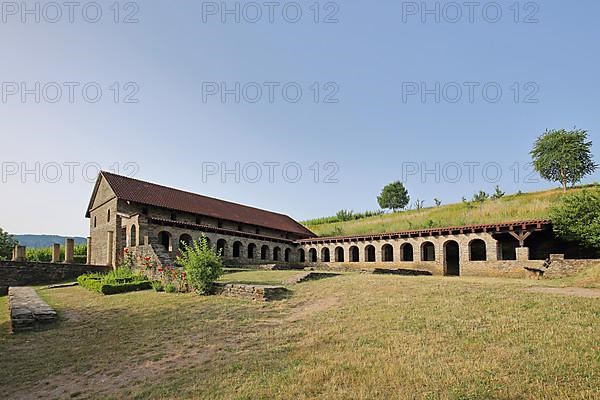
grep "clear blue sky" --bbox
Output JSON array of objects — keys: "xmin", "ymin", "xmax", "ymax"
[{"xmin": 1, "ymin": 0, "xmax": 599, "ymax": 236}]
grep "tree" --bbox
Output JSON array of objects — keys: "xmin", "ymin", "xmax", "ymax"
[
  {"xmin": 176, "ymin": 236, "xmax": 223, "ymax": 295},
  {"xmin": 434, "ymin": 198, "xmax": 442, "ymax": 207},
  {"xmin": 530, "ymin": 129, "xmax": 597, "ymax": 191},
  {"xmin": 550, "ymin": 189, "xmax": 600, "ymax": 248},
  {"xmin": 377, "ymin": 181, "xmax": 410, "ymax": 211},
  {"xmin": 0, "ymin": 228, "xmax": 18, "ymax": 261},
  {"xmin": 472, "ymin": 190, "xmax": 489, "ymax": 203}
]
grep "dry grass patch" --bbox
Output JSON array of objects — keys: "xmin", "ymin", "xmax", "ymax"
[{"xmin": 0, "ymin": 274, "xmax": 598, "ymax": 399}]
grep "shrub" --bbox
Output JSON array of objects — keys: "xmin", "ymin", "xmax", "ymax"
[
  {"xmin": 77, "ymin": 268, "xmax": 151, "ymax": 295},
  {"xmin": 550, "ymin": 188, "xmax": 600, "ymax": 248},
  {"xmin": 164, "ymin": 283, "xmax": 177, "ymax": 293},
  {"xmin": 152, "ymin": 281, "xmax": 164, "ymax": 292},
  {"xmin": 176, "ymin": 236, "xmax": 223, "ymax": 295}
]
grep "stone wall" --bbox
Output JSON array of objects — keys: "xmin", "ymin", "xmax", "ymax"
[
  {"xmin": 544, "ymin": 255, "xmax": 600, "ymax": 279},
  {"xmin": 0, "ymin": 261, "xmax": 110, "ymax": 287},
  {"xmin": 210, "ymin": 282, "xmax": 289, "ymax": 301}
]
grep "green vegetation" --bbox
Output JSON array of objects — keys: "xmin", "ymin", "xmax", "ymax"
[
  {"xmin": 26, "ymin": 244, "xmax": 87, "ymax": 263},
  {"xmin": 301, "ymin": 209, "xmax": 384, "ymax": 227},
  {"xmin": 176, "ymin": 236, "xmax": 224, "ymax": 294},
  {"xmin": 550, "ymin": 188, "xmax": 600, "ymax": 249},
  {"xmin": 1, "ymin": 274, "xmax": 598, "ymax": 399},
  {"xmin": 377, "ymin": 181, "xmax": 410, "ymax": 211},
  {"xmin": 0, "ymin": 227, "xmax": 18, "ymax": 260},
  {"xmin": 531, "ymin": 128, "xmax": 597, "ymax": 191},
  {"xmin": 77, "ymin": 268, "xmax": 151, "ymax": 295},
  {"xmin": 306, "ymin": 186, "xmax": 600, "ymax": 237}
]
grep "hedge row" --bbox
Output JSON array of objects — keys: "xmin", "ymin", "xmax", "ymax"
[{"xmin": 77, "ymin": 275, "xmax": 152, "ymax": 295}]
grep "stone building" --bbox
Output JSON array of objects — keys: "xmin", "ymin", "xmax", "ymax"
[
  {"xmin": 86, "ymin": 172, "xmax": 593, "ymax": 278},
  {"xmin": 86, "ymin": 171, "xmax": 315, "ymax": 268}
]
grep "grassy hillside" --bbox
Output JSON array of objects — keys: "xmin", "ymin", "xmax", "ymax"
[{"xmin": 305, "ymin": 185, "xmax": 598, "ymax": 237}]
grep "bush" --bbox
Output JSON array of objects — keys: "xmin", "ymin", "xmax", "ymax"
[
  {"xmin": 176, "ymin": 236, "xmax": 223, "ymax": 295},
  {"xmin": 77, "ymin": 268, "xmax": 151, "ymax": 295},
  {"xmin": 550, "ymin": 189, "xmax": 600, "ymax": 248},
  {"xmin": 164, "ymin": 283, "xmax": 177, "ymax": 293},
  {"xmin": 152, "ymin": 281, "xmax": 164, "ymax": 292}
]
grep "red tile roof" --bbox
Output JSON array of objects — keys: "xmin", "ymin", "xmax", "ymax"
[
  {"xmin": 89, "ymin": 172, "xmax": 315, "ymax": 238},
  {"xmin": 298, "ymin": 220, "xmax": 552, "ymax": 244}
]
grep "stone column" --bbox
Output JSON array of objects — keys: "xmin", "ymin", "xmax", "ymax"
[
  {"xmin": 52, "ymin": 243, "xmax": 61, "ymax": 263},
  {"xmin": 64, "ymin": 238, "xmax": 74, "ymax": 264},
  {"xmin": 12, "ymin": 245, "xmax": 26, "ymax": 262},
  {"xmin": 107, "ymin": 231, "xmax": 114, "ymax": 267},
  {"xmin": 516, "ymin": 247, "xmax": 530, "ymax": 261},
  {"xmin": 86, "ymin": 237, "xmax": 92, "ymax": 265}
]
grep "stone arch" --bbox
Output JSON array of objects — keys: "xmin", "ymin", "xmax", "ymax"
[
  {"xmin": 321, "ymin": 247, "xmax": 331, "ymax": 262},
  {"xmin": 298, "ymin": 248, "xmax": 306, "ymax": 262},
  {"xmin": 179, "ymin": 234, "xmax": 193, "ymax": 251},
  {"xmin": 233, "ymin": 241, "xmax": 243, "ymax": 258},
  {"xmin": 382, "ymin": 244, "xmax": 394, "ymax": 262},
  {"xmin": 349, "ymin": 246, "xmax": 359, "ymax": 262},
  {"xmin": 284, "ymin": 248, "xmax": 291, "ymax": 262},
  {"xmin": 421, "ymin": 241, "xmax": 435, "ymax": 261},
  {"xmin": 335, "ymin": 246, "xmax": 344, "ymax": 262},
  {"xmin": 400, "ymin": 243, "xmax": 414, "ymax": 261},
  {"xmin": 273, "ymin": 246, "xmax": 281, "ymax": 261},
  {"xmin": 444, "ymin": 240, "xmax": 460, "ymax": 276},
  {"xmin": 130, "ymin": 225, "xmax": 137, "ymax": 247},
  {"xmin": 202, "ymin": 236, "xmax": 211, "ymax": 248},
  {"xmin": 217, "ymin": 239, "xmax": 227, "ymax": 257},
  {"xmin": 365, "ymin": 245, "xmax": 376, "ymax": 262},
  {"xmin": 308, "ymin": 248, "xmax": 317, "ymax": 262},
  {"xmin": 247, "ymin": 243, "xmax": 256, "ymax": 259},
  {"xmin": 469, "ymin": 239, "xmax": 487, "ymax": 261},
  {"xmin": 158, "ymin": 231, "xmax": 172, "ymax": 252},
  {"xmin": 261, "ymin": 245, "xmax": 269, "ymax": 260}
]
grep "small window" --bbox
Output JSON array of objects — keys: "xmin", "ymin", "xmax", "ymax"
[
  {"xmin": 255, "ymin": 228, "xmax": 260, "ymax": 234},
  {"xmin": 170, "ymin": 213, "xmax": 177, "ymax": 221},
  {"xmin": 195, "ymin": 216, "xmax": 202, "ymax": 225},
  {"xmin": 93, "ymin": 216, "xmax": 97, "ymax": 228},
  {"xmin": 217, "ymin": 221, "xmax": 223, "ymax": 228},
  {"xmin": 107, "ymin": 209, "xmax": 111, "ymax": 222},
  {"xmin": 237, "ymin": 225, "xmax": 243, "ymax": 232},
  {"xmin": 142, "ymin": 207, "xmax": 148, "ymax": 215}
]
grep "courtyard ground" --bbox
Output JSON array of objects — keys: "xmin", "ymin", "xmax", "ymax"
[{"xmin": 0, "ymin": 271, "xmax": 599, "ymax": 399}]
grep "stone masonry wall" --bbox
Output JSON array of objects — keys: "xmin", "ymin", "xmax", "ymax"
[
  {"xmin": 544, "ymin": 255, "xmax": 600, "ymax": 279},
  {"xmin": 0, "ymin": 261, "xmax": 111, "ymax": 287}
]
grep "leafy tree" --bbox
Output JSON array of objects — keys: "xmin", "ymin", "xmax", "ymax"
[
  {"xmin": 491, "ymin": 185, "xmax": 505, "ymax": 200},
  {"xmin": 0, "ymin": 228, "xmax": 18, "ymax": 261},
  {"xmin": 377, "ymin": 181, "xmax": 410, "ymax": 211},
  {"xmin": 176, "ymin": 236, "xmax": 223, "ymax": 295},
  {"xmin": 530, "ymin": 128, "xmax": 597, "ymax": 191},
  {"xmin": 434, "ymin": 198, "xmax": 442, "ymax": 207},
  {"xmin": 413, "ymin": 199, "xmax": 425, "ymax": 210},
  {"xmin": 550, "ymin": 189, "xmax": 600, "ymax": 248}
]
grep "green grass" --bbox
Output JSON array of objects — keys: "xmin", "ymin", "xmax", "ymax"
[
  {"xmin": 306, "ymin": 186, "xmax": 599, "ymax": 237},
  {"xmin": 1, "ymin": 274, "xmax": 598, "ymax": 399}
]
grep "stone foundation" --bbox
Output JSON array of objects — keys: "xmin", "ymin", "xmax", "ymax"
[
  {"xmin": 210, "ymin": 283, "xmax": 289, "ymax": 301},
  {"xmin": 9, "ymin": 287, "xmax": 57, "ymax": 333}
]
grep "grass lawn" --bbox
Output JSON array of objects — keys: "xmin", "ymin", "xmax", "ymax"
[
  {"xmin": 306, "ymin": 185, "xmax": 599, "ymax": 236},
  {"xmin": 1, "ymin": 274, "xmax": 599, "ymax": 399}
]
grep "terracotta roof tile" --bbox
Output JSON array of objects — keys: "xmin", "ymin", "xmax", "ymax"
[{"xmin": 96, "ymin": 172, "xmax": 315, "ymax": 238}]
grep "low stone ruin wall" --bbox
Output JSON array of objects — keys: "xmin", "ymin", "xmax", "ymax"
[
  {"xmin": 544, "ymin": 255, "xmax": 599, "ymax": 279},
  {"xmin": 9, "ymin": 287, "xmax": 57, "ymax": 333},
  {"xmin": 372, "ymin": 268, "xmax": 433, "ymax": 276},
  {"xmin": 0, "ymin": 261, "xmax": 111, "ymax": 289},
  {"xmin": 210, "ymin": 282, "xmax": 289, "ymax": 301}
]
